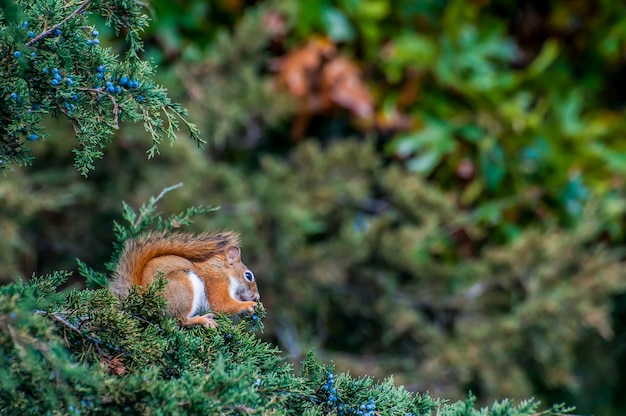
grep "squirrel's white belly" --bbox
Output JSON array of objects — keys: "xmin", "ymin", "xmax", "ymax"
[{"xmin": 187, "ymin": 271, "xmax": 210, "ymax": 317}]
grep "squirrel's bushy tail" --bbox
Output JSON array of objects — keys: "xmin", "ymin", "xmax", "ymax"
[{"xmin": 109, "ymin": 231, "xmax": 241, "ymax": 299}]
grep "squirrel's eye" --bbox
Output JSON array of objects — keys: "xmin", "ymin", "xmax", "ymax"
[{"xmin": 244, "ymin": 271, "xmax": 254, "ymax": 282}]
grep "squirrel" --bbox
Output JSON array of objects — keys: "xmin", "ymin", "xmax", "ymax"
[{"xmin": 109, "ymin": 231, "xmax": 260, "ymax": 328}]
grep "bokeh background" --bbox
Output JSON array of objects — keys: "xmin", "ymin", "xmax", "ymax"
[{"xmin": 2, "ymin": 0, "xmax": 626, "ymax": 414}]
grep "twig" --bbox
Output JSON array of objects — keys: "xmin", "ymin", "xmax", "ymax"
[
  {"xmin": 166, "ymin": 104, "xmax": 207, "ymax": 145},
  {"xmin": 1, "ymin": 0, "xmax": 95, "ymax": 70},
  {"xmin": 131, "ymin": 313, "xmax": 164, "ymax": 331},
  {"xmin": 34, "ymin": 310, "xmax": 126, "ymax": 354},
  {"xmin": 79, "ymin": 88, "xmax": 120, "ymax": 129},
  {"xmin": 25, "ymin": 0, "xmax": 94, "ymax": 47},
  {"xmin": 132, "ymin": 182, "xmax": 183, "ymax": 228},
  {"xmin": 154, "ymin": 182, "xmax": 184, "ymax": 205}
]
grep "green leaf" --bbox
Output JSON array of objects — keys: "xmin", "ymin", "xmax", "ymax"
[
  {"xmin": 389, "ymin": 121, "xmax": 455, "ymax": 175},
  {"xmin": 354, "ymin": 0, "xmax": 390, "ymax": 20},
  {"xmin": 526, "ymin": 39, "xmax": 560, "ymax": 77},
  {"xmin": 480, "ymin": 140, "xmax": 506, "ymax": 191},
  {"xmin": 321, "ymin": 6, "xmax": 354, "ymax": 41}
]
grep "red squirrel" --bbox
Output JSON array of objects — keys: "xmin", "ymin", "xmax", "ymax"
[{"xmin": 109, "ymin": 231, "xmax": 260, "ymax": 328}]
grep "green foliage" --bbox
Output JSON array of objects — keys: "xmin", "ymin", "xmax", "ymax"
[
  {"xmin": 176, "ymin": 5, "xmax": 293, "ymax": 151},
  {"xmin": 2, "ymin": 0, "xmax": 626, "ymax": 414},
  {"xmin": 221, "ymin": 0, "xmax": 626, "ymax": 241},
  {"xmin": 0, "ymin": 256, "xmax": 574, "ymax": 415},
  {"xmin": 0, "ymin": 0, "xmax": 202, "ymax": 175},
  {"xmin": 173, "ymin": 140, "xmax": 626, "ymax": 407}
]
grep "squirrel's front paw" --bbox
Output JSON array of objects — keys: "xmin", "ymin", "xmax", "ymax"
[{"xmin": 242, "ymin": 301, "xmax": 257, "ymax": 314}]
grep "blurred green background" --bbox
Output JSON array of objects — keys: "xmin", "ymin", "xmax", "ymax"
[{"xmin": 2, "ymin": 0, "xmax": 626, "ymax": 414}]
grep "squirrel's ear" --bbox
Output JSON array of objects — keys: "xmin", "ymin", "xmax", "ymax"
[{"xmin": 226, "ymin": 246, "xmax": 241, "ymax": 265}]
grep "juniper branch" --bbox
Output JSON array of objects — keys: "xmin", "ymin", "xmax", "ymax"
[{"xmin": 26, "ymin": 0, "xmax": 94, "ymax": 47}]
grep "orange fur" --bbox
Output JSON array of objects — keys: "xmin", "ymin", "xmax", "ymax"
[{"xmin": 109, "ymin": 231, "xmax": 260, "ymax": 328}]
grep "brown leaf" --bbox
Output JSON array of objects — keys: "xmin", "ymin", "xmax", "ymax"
[
  {"xmin": 101, "ymin": 353, "xmax": 126, "ymax": 376},
  {"xmin": 278, "ymin": 38, "xmax": 335, "ymax": 97},
  {"xmin": 321, "ymin": 56, "xmax": 373, "ymax": 119},
  {"xmin": 277, "ymin": 38, "xmax": 374, "ymax": 139}
]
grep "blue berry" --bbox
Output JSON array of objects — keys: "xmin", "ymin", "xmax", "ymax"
[
  {"xmin": 27, "ymin": 31, "xmax": 35, "ymax": 38},
  {"xmin": 119, "ymin": 76, "xmax": 129, "ymax": 86},
  {"xmin": 97, "ymin": 73, "xmax": 104, "ymax": 79},
  {"xmin": 28, "ymin": 133, "xmax": 37, "ymax": 141},
  {"xmin": 22, "ymin": 21, "xmax": 29, "ymax": 28},
  {"xmin": 129, "ymin": 80, "xmax": 139, "ymax": 88},
  {"xmin": 97, "ymin": 65, "xmax": 106, "ymax": 73},
  {"xmin": 10, "ymin": 92, "xmax": 18, "ymax": 100},
  {"xmin": 9, "ymin": 312, "xmax": 16, "ymax": 319},
  {"xmin": 92, "ymin": 38, "xmax": 100, "ymax": 45},
  {"xmin": 105, "ymin": 81, "xmax": 113, "ymax": 87},
  {"xmin": 72, "ymin": 94, "xmax": 78, "ymax": 100},
  {"xmin": 114, "ymin": 85, "xmax": 122, "ymax": 94},
  {"xmin": 137, "ymin": 95, "xmax": 144, "ymax": 102},
  {"xmin": 106, "ymin": 86, "xmax": 115, "ymax": 93},
  {"xmin": 54, "ymin": 28, "xmax": 62, "ymax": 36},
  {"xmin": 32, "ymin": 103, "xmax": 40, "ymax": 110},
  {"xmin": 92, "ymin": 30, "xmax": 99, "ymax": 37},
  {"xmin": 52, "ymin": 68, "xmax": 59, "ymax": 74},
  {"xmin": 51, "ymin": 79, "xmax": 60, "ymax": 86},
  {"xmin": 54, "ymin": 73, "xmax": 62, "ymax": 81},
  {"xmin": 30, "ymin": 52, "xmax": 36, "ymax": 58},
  {"xmin": 86, "ymin": 39, "xmax": 93, "ymax": 46},
  {"xmin": 66, "ymin": 78, "xmax": 74, "ymax": 86},
  {"xmin": 14, "ymin": 51, "xmax": 21, "ymax": 58},
  {"xmin": 43, "ymin": 68, "xmax": 49, "ymax": 73}
]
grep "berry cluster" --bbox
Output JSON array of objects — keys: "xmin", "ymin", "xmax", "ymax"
[
  {"xmin": 8, "ymin": 92, "xmax": 38, "ymax": 141},
  {"xmin": 337, "ymin": 398, "xmax": 376, "ymax": 416},
  {"xmin": 319, "ymin": 372, "xmax": 379, "ymax": 415},
  {"xmin": 322, "ymin": 372, "xmax": 338, "ymax": 405},
  {"xmin": 95, "ymin": 65, "xmax": 141, "ymax": 98},
  {"xmin": 48, "ymin": 68, "xmax": 73, "ymax": 87},
  {"xmin": 63, "ymin": 100, "xmax": 76, "ymax": 116},
  {"xmin": 86, "ymin": 29, "xmax": 100, "ymax": 46}
]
